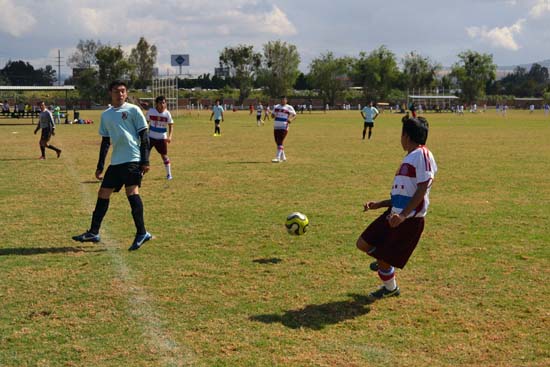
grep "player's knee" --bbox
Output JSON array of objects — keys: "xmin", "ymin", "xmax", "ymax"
[{"xmin": 356, "ymin": 237, "xmax": 369, "ymax": 252}]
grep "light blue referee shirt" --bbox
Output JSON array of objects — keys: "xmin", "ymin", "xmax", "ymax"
[{"xmin": 99, "ymin": 102, "xmax": 148, "ymax": 165}]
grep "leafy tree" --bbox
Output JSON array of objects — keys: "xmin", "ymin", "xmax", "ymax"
[
  {"xmin": 0, "ymin": 60, "xmax": 56, "ymax": 85},
  {"xmin": 293, "ymin": 72, "xmax": 310, "ymax": 90},
  {"xmin": 67, "ymin": 39, "xmax": 103, "ymax": 68},
  {"xmin": 95, "ymin": 45, "xmax": 133, "ymax": 97},
  {"xmin": 258, "ymin": 40, "xmax": 301, "ymax": 98},
  {"xmin": 451, "ymin": 50, "xmax": 496, "ymax": 103},
  {"xmin": 351, "ymin": 46, "xmax": 400, "ymax": 101},
  {"xmin": 402, "ymin": 51, "xmax": 441, "ymax": 91},
  {"xmin": 128, "ymin": 37, "xmax": 157, "ymax": 89},
  {"xmin": 307, "ymin": 52, "xmax": 352, "ymax": 105},
  {"xmin": 219, "ymin": 45, "xmax": 261, "ymax": 103},
  {"xmin": 74, "ymin": 68, "xmax": 100, "ymax": 101}
]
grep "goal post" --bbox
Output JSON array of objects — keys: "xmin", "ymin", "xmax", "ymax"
[{"xmin": 151, "ymin": 76, "xmax": 178, "ymax": 117}]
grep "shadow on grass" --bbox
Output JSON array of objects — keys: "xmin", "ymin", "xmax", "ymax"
[
  {"xmin": 81, "ymin": 180, "xmax": 101, "ymax": 184},
  {"xmin": 227, "ymin": 161, "xmax": 269, "ymax": 164},
  {"xmin": 249, "ymin": 293, "xmax": 373, "ymax": 330},
  {"xmin": 0, "ymin": 246, "xmax": 106, "ymax": 256},
  {"xmin": 253, "ymin": 257, "xmax": 282, "ymax": 264},
  {"xmin": 0, "ymin": 158, "xmax": 38, "ymax": 161}
]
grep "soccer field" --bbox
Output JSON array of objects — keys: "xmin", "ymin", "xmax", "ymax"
[{"xmin": 0, "ymin": 109, "xmax": 549, "ymax": 366}]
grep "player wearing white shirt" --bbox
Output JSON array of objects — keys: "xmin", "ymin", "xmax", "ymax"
[
  {"xmin": 256, "ymin": 103, "xmax": 263, "ymax": 126},
  {"xmin": 361, "ymin": 101, "xmax": 379, "ymax": 140},
  {"xmin": 271, "ymin": 96, "xmax": 296, "ymax": 163},
  {"xmin": 146, "ymin": 96, "xmax": 174, "ymax": 180}
]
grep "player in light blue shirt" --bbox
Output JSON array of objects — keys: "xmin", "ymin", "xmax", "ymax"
[
  {"xmin": 361, "ymin": 101, "xmax": 380, "ymax": 140},
  {"xmin": 210, "ymin": 99, "xmax": 225, "ymax": 136},
  {"xmin": 73, "ymin": 80, "xmax": 152, "ymax": 251}
]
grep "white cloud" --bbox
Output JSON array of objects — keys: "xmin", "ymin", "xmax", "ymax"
[
  {"xmin": 0, "ymin": 0, "xmax": 36, "ymax": 37},
  {"xmin": 529, "ymin": 0, "xmax": 550, "ymax": 17},
  {"xmin": 466, "ymin": 19, "xmax": 525, "ymax": 50}
]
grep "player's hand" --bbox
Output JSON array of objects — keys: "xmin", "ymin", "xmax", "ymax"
[
  {"xmin": 363, "ymin": 201, "xmax": 379, "ymax": 211},
  {"xmin": 166, "ymin": 138, "xmax": 171, "ymax": 143},
  {"xmin": 388, "ymin": 213, "xmax": 406, "ymax": 228},
  {"xmin": 95, "ymin": 170, "xmax": 103, "ymax": 181},
  {"xmin": 140, "ymin": 165, "xmax": 150, "ymax": 175}
]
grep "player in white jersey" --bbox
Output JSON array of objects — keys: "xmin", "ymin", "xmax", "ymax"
[
  {"xmin": 146, "ymin": 96, "xmax": 174, "ymax": 180},
  {"xmin": 263, "ymin": 104, "xmax": 271, "ymax": 121},
  {"xmin": 271, "ymin": 96, "xmax": 296, "ymax": 163},
  {"xmin": 256, "ymin": 103, "xmax": 264, "ymax": 126},
  {"xmin": 360, "ymin": 101, "xmax": 379, "ymax": 140},
  {"xmin": 356, "ymin": 115, "xmax": 437, "ymax": 300}
]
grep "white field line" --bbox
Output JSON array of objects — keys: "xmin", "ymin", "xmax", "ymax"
[{"xmin": 64, "ymin": 155, "xmax": 196, "ymax": 367}]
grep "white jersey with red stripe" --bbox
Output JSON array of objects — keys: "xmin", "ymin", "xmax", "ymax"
[
  {"xmin": 272, "ymin": 104, "xmax": 296, "ymax": 130},
  {"xmin": 390, "ymin": 146, "xmax": 437, "ymax": 218},
  {"xmin": 146, "ymin": 108, "xmax": 173, "ymax": 140}
]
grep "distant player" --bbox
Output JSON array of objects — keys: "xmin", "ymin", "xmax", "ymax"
[
  {"xmin": 263, "ymin": 104, "xmax": 271, "ymax": 121},
  {"xmin": 256, "ymin": 103, "xmax": 264, "ymax": 126},
  {"xmin": 356, "ymin": 115, "xmax": 437, "ymax": 300},
  {"xmin": 271, "ymin": 96, "xmax": 296, "ymax": 163},
  {"xmin": 34, "ymin": 101, "xmax": 62, "ymax": 159},
  {"xmin": 146, "ymin": 96, "xmax": 174, "ymax": 180},
  {"xmin": 529, "ymin": 104, "xmax": 535, "ymax": 113},
  {"xmin": 72, "ymin": 80, "xmax": 152, "ymax": 251},
  {"xmin": 210, "ymin": 99, "xmax": 224, "ymax": 136},
  {"xmin": 360, "ymin": 101, "xmax": 379, "ymax": 140}
]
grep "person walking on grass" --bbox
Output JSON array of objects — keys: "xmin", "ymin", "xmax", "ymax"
[
  {"xmin": 210, "ymin": 99, "xmax": 224, "ymax": 136},
  {"xmin": 271, "ymin": 96, "xmax": 296, "ymax": 163},
  {"xmin": 34, "ymin": 101, "xmax": 61, "ymax": 160},
  {"xmin": 72, "ymin": 80, "xmax": 152, "ymax": 251},
  {"xmin": 146, "ymin": 96, "xmax": 174, "ymax": 180},
  {"xmin": 356, "ymin": 115, "xmax": 437, "ymax": 300}
]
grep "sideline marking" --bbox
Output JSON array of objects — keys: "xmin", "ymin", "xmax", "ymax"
[{"xmin": 64, "ymin": 152, "xmax": 195, "ymax": 366}]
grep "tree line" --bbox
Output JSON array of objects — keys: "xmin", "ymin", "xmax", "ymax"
[{"xmin": 2, "ymin": 37, "xmax": 550, "ymax": 105}]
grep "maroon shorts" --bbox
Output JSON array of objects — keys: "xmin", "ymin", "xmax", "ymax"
[
  {"xmin": 274, "ymin": 129, "xmax": 288, "ymax": 146},
  {"xmin": 360, "ymin": 209, "xmax": 425, "ymax": 268},
  {"xmin": 150, "ymin": 137, "xmax": 168, "ymax": 155}
]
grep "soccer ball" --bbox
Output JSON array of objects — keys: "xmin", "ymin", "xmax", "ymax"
[{"xmin": 285, "ymin": 212, "xmax": 309, "ymax": 235}]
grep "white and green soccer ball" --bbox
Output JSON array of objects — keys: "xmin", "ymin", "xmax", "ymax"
[{"xmin": 285, "ymin": 212, "xmax": 309, "ymax": 235}]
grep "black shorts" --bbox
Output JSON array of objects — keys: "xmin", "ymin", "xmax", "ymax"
[
  {"xmin": 360, "ymin": 209, "xmax": 425, "ymax": 268},
  {"xmin": 40, "ymin": 127, "xmax": 52, "ymax": 141},
  {"xmin": 274, "ymin": 129, "xmax": 288, "ymax": 146},
  {"xmin": 256, "ymin": 114, "xmax": 262, "ymax": 121},
  {"xmin": 364, "ymin": 122, "xmax": 374, "ymax": 128},
  {"xmin": 214, "ymin": 119, "xmax": 221, "ymax": 125},
  {"xmin": 101, "ymin": 162, "xmax": 143, "ymax": 192}
]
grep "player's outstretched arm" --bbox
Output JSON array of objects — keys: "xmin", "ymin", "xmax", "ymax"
[{"xmin": 364, "ymin": 199, "xmax": 391, "ymax": 211}]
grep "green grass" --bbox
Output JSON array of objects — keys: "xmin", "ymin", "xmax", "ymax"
[{"xmin": 1, "ymin": 109, "xmax": 549, "ymax": 366}]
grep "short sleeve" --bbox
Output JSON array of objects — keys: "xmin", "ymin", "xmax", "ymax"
[
  {"xmin": 413, "ymin": 149, "xmax": 436, "ymax": 184},
  {"xmin": 133, "ymin": 106, "xmax": 148, "ymax": 132},
  {"xmin": 99, "ymin": 113, "xmax": 109, "ymax": 137}
]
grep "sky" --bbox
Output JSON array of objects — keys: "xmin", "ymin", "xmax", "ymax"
[{"xmin": 1, "ymin": 0, "xmax": 550, "ymax": 80}]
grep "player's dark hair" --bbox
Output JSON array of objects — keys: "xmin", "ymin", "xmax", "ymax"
[
  {"xmin": 108, "ymin": 80, "xmax": 128, "ymax": 91},
  {"xmin": 155, "ymin": 96, "xmax": 166, "ymax": 104},
  {"xmin": 402, "ymin": 115, "xmax": 429, "ymax": 144},
  {"xmin": 280, "ymin": 95, "xmax": 287, "ymax": 99}
]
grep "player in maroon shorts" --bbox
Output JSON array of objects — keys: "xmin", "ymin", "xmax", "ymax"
[
  {"xmin": 356, "ymin": 115, "xmax": 437, "ymax": 300},
  {"xmin": 146, "ymin": 96, "xmax": 174, "ymax": 180}
]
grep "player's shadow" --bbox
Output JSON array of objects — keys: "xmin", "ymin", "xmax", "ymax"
[
  {"xmin": 227, "ymin": 161, "xmax": 269, "ymax": 164},
  {"xmin": 0, "ymin": 158, "xmax": 37, "ymax": 161},
  {"xmin": 249, "ymin": 293, "xmax": 373, "ymax": 330},
  {"xmin": 0, "ymin": 246, "xmax": 106, "ymax": 256},
  {"xmin": 253, "ymin": 257, "xmax": 282, "ymax": 264},
  {"xmin": 81, "ymin": 180, "xmax": 100, "ymax": 184}
]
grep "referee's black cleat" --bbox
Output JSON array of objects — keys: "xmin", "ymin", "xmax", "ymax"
[
  {"xmin": 72, "ymin": 231, "xmax": 100, "ymax": 243},
  {"xmin": 128, "ymin": 232, "xmax": 152, "ymax": 251}
]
